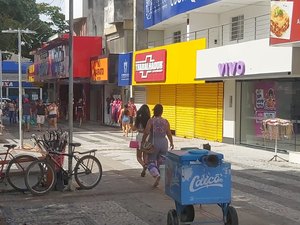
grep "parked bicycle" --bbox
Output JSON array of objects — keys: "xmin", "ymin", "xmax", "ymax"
[
  {"xmin": 0, "ymin": 144, "xmax": 39, "ymax": 192},
  {"xmin": 25, "ymin": 139, "xmax": 103, "ymax": 196}
]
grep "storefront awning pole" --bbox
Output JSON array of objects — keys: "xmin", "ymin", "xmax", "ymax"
[{"xmin": 68, "ymin": 0, "xmax": 74, "ymax": 191}]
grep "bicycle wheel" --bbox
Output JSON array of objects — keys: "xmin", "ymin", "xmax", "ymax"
[
  {"xmin": 74, "ymin": 155, "xmax": 102, "ymax": 189},
  {"xmin": 6, "ymin": 155, "xmax": 38, "ymax": 192},
  {"xmin": 25, "ymin": 159, "xmax": 56, "ymax": 196}
]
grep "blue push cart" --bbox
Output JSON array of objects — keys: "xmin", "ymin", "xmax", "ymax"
[{"xmin": 165, "ymin": 149, "xmax": 238, "ymax": 225}]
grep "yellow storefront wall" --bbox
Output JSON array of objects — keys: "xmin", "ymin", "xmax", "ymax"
[
  {"xmin": 132, "ymin": 38, "xmax": 206, "ymax": 85},
  {"xmin": 176, "ymin": 85, "xmax": 195, "ymax": 138},
  {"xmin": 195, "ymin": 83, "xmax": 224, "ymax": 142},
  {"xmin": 137, "ymin": 38, "xmax": 223, "ymax": 142}
]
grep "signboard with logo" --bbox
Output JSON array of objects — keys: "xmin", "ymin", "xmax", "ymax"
[
  {"xmin": 118, "ymin": 53, "xmax": 132, "ymax": 86},
  {"xmin": 270, "ymin": 0, "xmax": 300, "ymax": 46},
  {"xmin": 91, "ymin": 57, "xmax": 108, "ymax": 82},
  {"xmin": 134, "ymin": 49, "xmax": 167, "ymax": 83},
  {"xmin": 196, "ymin": 39, "xmax": 292, "ymax": 79},
  {"xmin": 144, "ymin": 0, "xmax": 220, "ymax": 28}
]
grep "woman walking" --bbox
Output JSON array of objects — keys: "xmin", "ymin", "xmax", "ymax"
[
  {"xmin": 133, "ymin": 104, "xmax": 151, "ymax": 177},
  {"xmin": 118, "ymin": 104, "xmax": 130, "ymax": 137},
  {"xmin": 142, "ymin": 104, "xmax": 174, "ymax": 188}
]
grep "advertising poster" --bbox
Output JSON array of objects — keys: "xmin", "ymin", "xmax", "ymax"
[
  {"xmin": 270, "ymin": 0, "xmax": 300, "ymax": 45},
  {"xmin": 91, "ymin": 58, "xmax": 108, "ymax": 82},
  {"xmin": 118, "ymin": 53, "xmax": 132, "ymax": 86},
  {"xmin": 254, "ymin": 82, "xmax": 277, "ymax": 136}
]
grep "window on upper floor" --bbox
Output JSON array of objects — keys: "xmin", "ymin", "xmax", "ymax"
[
  {"xmin": 88, "ymin": 0, "xmax": 93, "ymax": 9},
  {"xmin": 173, "ymin": 31, "xmax": 181, "ymax": 43},
  {"xmin": 231, "ymin": 15, "xmax": 244, "ymax": 41}
]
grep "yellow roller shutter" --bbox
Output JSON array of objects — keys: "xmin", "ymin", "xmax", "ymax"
[
  {"xmin": 195, "ymin": 83, "xmax": 223, "ymax": 142},
  {"xmin": 160, "ymin": 85, "xmax": 176, "ymax": 131},
  {"xmin": 175, "ymin": 85, "xmax": 195, "ymax": 138},
  {"xmin": 146, "ymin": 86, "xmax": 160, "ymax": 116}
]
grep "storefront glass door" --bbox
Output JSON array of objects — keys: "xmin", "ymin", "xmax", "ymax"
[{"xmin": 240, "ymin": 79, "xmax": 300, "ymax": 152}]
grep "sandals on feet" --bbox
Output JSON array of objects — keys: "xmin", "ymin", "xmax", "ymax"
[
  {"xmin": 141, "ymin": 165, "xmax": 147, "ymax": 177},
  {"xmin": 153, "ymin": 176, "xmax": 160, "ymax": 188}
]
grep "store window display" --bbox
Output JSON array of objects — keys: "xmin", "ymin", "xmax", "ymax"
[{"xmin": 240, "ymin": 80, "xmax": 300, "ymax": 152}]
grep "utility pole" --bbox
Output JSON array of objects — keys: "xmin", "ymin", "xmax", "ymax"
[
  {"xmin": 1, "ymin": 28, "xmax": 36, "ymax": 148},
  {"xmin": 0, "ymin": 50, "xmax": 3, "ymax": 126},
  {"xmin": 68, "ymin": 0, "xmax": 74, "ymax": 190},
  {"xmin": 131, "ymin": 0, "xmax": 136, "ymax": 98}
]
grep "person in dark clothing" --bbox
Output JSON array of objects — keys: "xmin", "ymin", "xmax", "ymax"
[
  {"xmin": 22, "ymin": 98, "xmax": 32, "ymax": 132},
  {"xmin": 133, "ymin": 104, "xmax": 151, "ymax": 177},
  {"xmin": 75, "ymin": 98, "xmax": 85, "ymax": 127},
  {"xmin": 36, "ymin": 100, "xmax": 47, "ymax": 131}
]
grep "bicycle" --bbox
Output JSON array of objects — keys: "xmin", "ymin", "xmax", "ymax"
[
  {"xmin": 0, "ymin": 144, "xmax": 39, "ymax": 192},
  {"xmin": 25, "ymin": 142, "xmax": 103, "ymax": 196}
]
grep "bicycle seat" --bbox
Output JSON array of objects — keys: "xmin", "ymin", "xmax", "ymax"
[
  {"xmin": 3, "ymin": 144, "xmax": 17, "ymax": 149},
  {"xmin": 69, "ymin": 142, "xmax": 81, "ymax": 147}
]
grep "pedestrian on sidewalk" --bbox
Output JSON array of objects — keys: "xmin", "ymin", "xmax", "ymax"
[
  {"xmin": 8, "ymin": 100, "xmax": 16, "ymax": 124},
  {"xmin": 118, "ymin": 104, "xmax": 130, "ymax": 137},
  {"xmin": 36, "ymin": 100, "xmax": 47, "ymax": 131},
  {"xmin": 22, "ymin": 98, "xmax": 32, "ymax": 132},
  {"xmin": 132, "ymin": 104, "xmax": 150, "ymax": 177},
  {"xmin": 128, "ymin": 97, "xmax": 137, "ymax": 132},
  {"xmin": 142, "ymin": 104, "xmax": 174, "ymax": 188},
  {"xmin": 47, "ymin": 102, "xmax": 59, "ymax": 129},
  {"xmin": 75, "ymin": 98, "xmax": 85, "ymax": 127}
]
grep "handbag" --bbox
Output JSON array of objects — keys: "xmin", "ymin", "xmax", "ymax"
[
  {"xmin": 140, "ymin": 120, "xmax": 155, "ymax": 154},
  {"xmin": 140, "ymin": 140, "xmax": 155, "ymax": 154},
  {"xmin": 129, "ymin": 132, "xmax": 139, "ymax": 148}
]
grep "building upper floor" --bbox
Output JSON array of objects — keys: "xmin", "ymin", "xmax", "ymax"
[{"xmin": 144, "ymin": 0, "xmax": 300, "ymax": 49}]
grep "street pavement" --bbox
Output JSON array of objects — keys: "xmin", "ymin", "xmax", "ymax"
[{"xmin": 1, "ymin": 120, "xmax": 300, "ymax": 225}]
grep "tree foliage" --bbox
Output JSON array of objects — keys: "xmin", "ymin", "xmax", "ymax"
[{"xmin": 0, "ymin": 0, "xmax": 68, "ymax": 60}]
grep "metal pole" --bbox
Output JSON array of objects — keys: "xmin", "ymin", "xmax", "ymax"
[
  {"xmin": 1, "ymin": 28, "xmax": 36, "ymax": 148},
  {"xmin": 0, "ymin": 50, "xmax": 3, "ymax": 107},
  {"xmin": 68, "ymin": 0, "xmax": 74, "ymax": 190},
  {"xmin": 131, "ymin": 0, "xmax": 136, "ymax": 98},
  {"xmin": 18, "ymin": 29, "xmax": 23, "ymax": 148}
]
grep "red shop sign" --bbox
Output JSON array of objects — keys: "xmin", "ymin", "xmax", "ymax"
[
  {"xmin": 135, "ymin": 49, "xmax": 167, "ymax": 83},
  {"xmin": 270, "ymin": 0, "xmax": 300, "ymax": 46}
]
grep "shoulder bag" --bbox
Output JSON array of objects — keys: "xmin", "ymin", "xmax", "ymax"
[{"xmin": 140, "ymin": 120, "xmax": 155, "ymax": 154}]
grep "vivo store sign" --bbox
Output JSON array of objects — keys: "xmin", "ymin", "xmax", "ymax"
[
  {"xmin": 144, "ymin": 0, "xmax": 220, "ymax": 28},
  {"xmin": 196, "ymin": 39, "xmax": 292, "ymax": 79}
]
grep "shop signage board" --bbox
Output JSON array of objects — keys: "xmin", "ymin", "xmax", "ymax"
[
  {"xmin": 270, "ymin": 0, "xmax": 300, "ymax": 46},
  {"xmin": 91, "ymin": 57, "xmax": 108, "ymax": 82},
  {"xmin": 118, "ymin": 53, "xmax": 132, "ymax": 86},
  {"xmin": 196, "ymin": 39, "xmax": 292, "ymax": 79},
  {"xmin": 1, "ymin": 81, "xmax": 34, "ymax": 87},
  {"xmin": 144, "ymin": 0, "xmax": 220, "ymax": 28},
  {"xmin": 134, "ymin": 49, "xmax": 167, "ymax": 83}
]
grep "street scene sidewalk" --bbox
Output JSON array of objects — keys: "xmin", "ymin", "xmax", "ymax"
[{"xmin": 1, "ymin": 121, "xmax": 300, "ymax": 225}]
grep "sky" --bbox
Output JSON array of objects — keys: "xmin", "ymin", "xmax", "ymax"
[{"xmin": 36, "ymin": 0, "xmax": 66, "ymax": 21}]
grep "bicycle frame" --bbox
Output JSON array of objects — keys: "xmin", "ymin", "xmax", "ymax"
[
  {"xmin": 0, "ymin": 149, "xmax": 14, "ymax": 179},
  {"xmin": 46, "ymin": 148, "xmax": 97, "ymax": 178}
]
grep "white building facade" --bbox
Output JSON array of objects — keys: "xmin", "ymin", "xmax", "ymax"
[{"xmin": 142, "ymin": 0, "xmax": 300, "ymax": 153}]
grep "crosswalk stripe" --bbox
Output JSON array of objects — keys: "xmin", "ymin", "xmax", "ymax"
[
  {"xmin": 232, "ymin": 164, "xmax": 300, "ymax": 188},
  {"xmin": 233, "ymin": 176, "xmax": 300, "ymax": 204},
  {"xmin": 233, "ymin": 188, "xmax": 300, "ymax": 223}
]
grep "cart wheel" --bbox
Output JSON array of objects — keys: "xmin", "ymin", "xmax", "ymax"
[
  {"xmin": 180, "ymin": 205, "xmax": 195, "ymax": 223},
  {"xmin": 225, "ymin": 206, "xmax": 238, "ymax": 225},
  {"xmin": 167, "ymin": 209, "xmax": 179, "ymax": 225}
]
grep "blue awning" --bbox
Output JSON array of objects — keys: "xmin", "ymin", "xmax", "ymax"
[{"xmin": 1, "ymin": 61, "xmax": 32, "ymax": 74}]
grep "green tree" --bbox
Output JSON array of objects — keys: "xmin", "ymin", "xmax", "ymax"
[{"xmin": 0, "ymin": 0, "xmax": 68, "ymax": 60}]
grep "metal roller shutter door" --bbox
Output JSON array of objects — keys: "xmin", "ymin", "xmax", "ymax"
[
  {"xmin": 195, "ymin": 83, "xmax": 223, "ymax": 142},
  {"xmin": 160, "ymin": 85, "xmax": 176, "ymax": 131},
  {"xmin": 175, "ymin": 85, "xmax": 195, "ymax": 138},
  {"xmin": 146, "ymin": 86, "xmax": 160, "ymax": 116}
]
